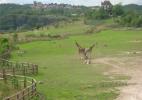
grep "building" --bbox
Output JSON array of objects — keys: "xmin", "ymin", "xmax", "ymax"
[
  {"xmin": 90, "ymin": 6, "xmax": 100, "ymax": 10},
  {"xmin": 32, "ymin": 1, "xmax": 73, "ymax": 9},
  {"xmin": 33, "ymin": 1, "xmax": 43, "ymax": 8},
  {"xmin": 101, "ymin": 0, "xmax": 113, "ymax": 13}
]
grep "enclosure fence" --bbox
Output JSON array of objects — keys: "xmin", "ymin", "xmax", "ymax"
[{"xmin": 0, "ymin": 51, "xmax": 39, "ymax": 100}]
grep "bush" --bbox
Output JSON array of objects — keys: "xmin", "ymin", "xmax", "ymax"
[
  {"xmin": 117, "ymin": 12, "xmax": 142, "ymax": 27},
  {"xmin": 0, "ymin": 38, "xmax": 9, "ymax": 54}
]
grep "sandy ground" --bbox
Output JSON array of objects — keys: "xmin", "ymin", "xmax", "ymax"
[{"xmin": 93, "ymin": 56, "xmax": 142, "ymax": 100}]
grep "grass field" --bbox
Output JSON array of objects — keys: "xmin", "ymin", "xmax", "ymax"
[
  {"xmin": 10, "ymin": 29, "xmax": 142, "ymax": 100},
  {"xmin": 19, "ymin": 21, "xmax": 91, "ymax": 37}
]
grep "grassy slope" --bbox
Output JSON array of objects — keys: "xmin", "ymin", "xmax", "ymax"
[
  {"xmin": 19, "ymin": 21, "xmax": 91, "ymax": 37},
  {"xmin": 11, "ymin": 29, "xmax": 142, "ymax": 100}
]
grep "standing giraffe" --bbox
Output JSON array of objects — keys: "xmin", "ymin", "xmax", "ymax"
[{"xmin": 75, "ymin": 41, "xmax": 95, "ymax": 64}]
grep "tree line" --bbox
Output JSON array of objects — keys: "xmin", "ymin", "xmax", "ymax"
[
  {"xmin": 0, "ymin": 3, "xmax": 142, "ymax": 33},
  {"xmin": 0, "ymin": 4, "xmax": 87, "ymax": 32},
  {"xmin": 85, "ymin": 4, "xmax": 142, "ymax": 27}
]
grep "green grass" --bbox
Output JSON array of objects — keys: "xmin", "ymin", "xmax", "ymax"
[
  {"xmin": 0, "ymin": 81, "xmax": 20, "ymax": 99},
  {"xmin": 19, "ymin": 21, "xmax": 91, "ymax": 37},
  {"xmin": 10, "ymin": 29, "xmax": 142, "ymax": 100},
  {"xmin": 85, "ymin": 18, "xmax": 114, "ymax": 26}
]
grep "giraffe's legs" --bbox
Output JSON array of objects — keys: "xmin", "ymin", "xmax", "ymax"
[
  {"xmin": 79, "ymin": 53, "xmax": 84, "ymax": 60},
  {"xmin": 85, "ymin": 59, "xmax": 91, "ymax": 64}
]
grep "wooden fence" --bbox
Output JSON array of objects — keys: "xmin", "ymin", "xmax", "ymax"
[
  {"xmin": 0, "ymin": 71, "xmax": 37, "ymax": 100},
  {"xmin": 0, "ymin": 59, "xmax": 38, "ymax": 75},
  {"xmin": 0, "ymin": 52, "xmax": 39, "ymax": 100},
  {"xmin": 0, "ymin": 51, "xmax": 11, "ymax": 59}
]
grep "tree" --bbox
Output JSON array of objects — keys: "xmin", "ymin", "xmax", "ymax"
[
  {"xmin": 116, "ymin": 11, "xmax": 142, "ymax": 27},
  {"xmin": 85, "ymin": 8, "xmax": 109, "ymax": 20},
  {"xmin": 112, "ymin": 4, "xmax": 124, "ymax": 17},
  {"xmin": 95, "ymin": 8, "xmax": 109, "ymax": 19},
  {"xmin": 0, "ymin": 38, "xmax": 9, "ymax": 54}
]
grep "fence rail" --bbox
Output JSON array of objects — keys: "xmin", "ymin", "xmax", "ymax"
[
  {"xmin": 0, "ymin": 52, "xmax": 39, "ymax": 100},
  {"xmin": 0, "ymin": 59, "xmax": 38, "ymax": 75},
  {"xmin": 0, "ymin": 51, "xmax": 11, "ymax": 59},
  {"xmin": 1, "ymin": 74, "xmax": 37, "ymax": 100}
]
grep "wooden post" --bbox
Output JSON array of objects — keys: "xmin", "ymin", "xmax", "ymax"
[
  {"xmin": 10, "ymin": 61, "xmax": 13, "ymax": 68},
  {"xmin": 13, "ymin": 67, "xmax": 15, "ymax": 76},
  {"xmin": 26, "ymin": 63, "xmax": 30, "ymax": 74},
  {"xmin": 6, "ymin": 60, "xmax": 9, "ymax": 68},
  {"xmin": 35, "ymin": 82, "xmax": 37, "ymax": 92},
  {"xmin": 17, "ymin": 94, "xmax": 19, "ymax": 100},
  {"xmin": 23, "ymin": 63, "xmax": 26, "ymax": 76},
  {"xmin": 32, "ymin": 64, "xmax": 35, "ymax": 74},
  {"xmin": 16, "ymin": 62, "xmax": 19, "ymax": 69},
  {"xmin": 32, "ymin": 79, "xmax": 34, "ymax": 95},
  {"xmin": 3, "ymin": 69, "xmax": 7, "ymax": 84},
  {"xmin": 2, "ymin": 60, "xmax": 5, "ymax": 68},
  {"xmin": 36, "ymin": 65, "xmax": 38, "ymax": 74},
  {"xmin": 28, "ymin": 87, "xmax": 30, "ymax": 98},
  {"xmin": 22, "ymin": 90, "xmax": 25, "ymax": 100},
  {"xmin": 24, "ymin": 77, "xmax": 27, "ymax": 88},
  {"xmin": 25, "ymin": 63, "xmax": 28, "ymax": 74}
]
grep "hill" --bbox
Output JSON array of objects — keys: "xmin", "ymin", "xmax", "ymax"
[
  {"xmin": 123, "ymin": 4, "xmax": 142, "ymax": 14},
  {"xmin": 0, "ymin": 4, "xmax": 87, "ymax": 32}
]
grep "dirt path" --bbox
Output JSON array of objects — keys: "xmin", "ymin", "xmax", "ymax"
[{"xmin": 93, "ymin": 56, "xmax": 142, "ymax": 100}]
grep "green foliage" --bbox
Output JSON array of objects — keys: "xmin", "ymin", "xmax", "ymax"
[
  {"xmin": 112, "ymin": 4, "xmax": 124, "ymax": 17},
  {"xmin": 0, "ymin": 38, "xmax": 9, "ymax": 54},
  {"xmin": 116, "ymin": 11, "xmax": 142, "ymax": 27},
  {"xmin": 85, "ymin": 4, "xmax": 142, "ymax": 28},
  {"xmin": 95, "ymin": 8, "xmax": 109, "ymax": 19},
  {"xmin": 0, "ymin": 3, "xmax": 142, "ymax": 32},
  {"xmin": 85, "ymin": 8, "xmax": 109, "ymax": 20},
  {"xmin": 0, "ymin": 14, "xmax": 67, "ymax": 32},
  {"xmin": 11, "ymin": 76, "xmax": 19, "ymax": 89},
  {"xmin": 0, "ymin": 82, "xmax": 10, "ymax": 99},
  {"xmin": 13, "ymin": 33, "xmax": 18, "ymax": 43},
  {"xmin": 123, "ymin": 4, "xmax": 142, "ymax": 14},
  {"xmin": 0, "ymin": 4, "xmax": 88, "ymax": 32}
]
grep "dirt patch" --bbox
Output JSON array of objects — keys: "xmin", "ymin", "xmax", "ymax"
[
  {"xmin": 121, "ymin": 51, "xmax": 142, "ymax": 55},
  {"xmin": 129, "ymin": 40, "xmax": 142, "ymax": 43},
  {"xmin": 92, "ymin": 56, "xmax": 142, "ymax": 100}
]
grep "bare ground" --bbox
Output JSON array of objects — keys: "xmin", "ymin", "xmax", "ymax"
[{"xmin": 93, "ymin": 56, "xmax": 142, "ymax": 100}]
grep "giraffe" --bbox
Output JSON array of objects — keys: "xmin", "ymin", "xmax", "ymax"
[{"xmin": 75, "ymin": 41, "xmax": 95, "ymax": 64}]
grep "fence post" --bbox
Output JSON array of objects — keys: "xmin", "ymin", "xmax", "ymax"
[
  {"xmin": 1, "ymin": 60, "xmax": 4, "ymax": 68},
  {"xmin": 35, "ymin": 82, "xmax": 37, "ymax": 92},
  {"xmin": 27, "ymin": 63, "xmax": 30, "ymax": 74},
  {"xmin": 16, "ymin": 62, "xmax": 19, "ymax": 69},
  {"xmin": 17, "ymin": 94, "xmax": 19, "ymax": 100},
  {"xmin": 3, "ymin": 68, "xmax": 7, "ymax": 84},
  {"xmin": 13, "ymin": 67, "xmax": 15, "ymax": 76},
  {"xmin": 32, "ymin": 79, "xmax": 34, "ymax": 96},
  {"xmin": 28, "ymin": 87, "xmax": 30, "ymax": 98},
  {"xmin": 36, "ymin": 65, "xmax": 38, "ymax": 74},
  {"xmin": 10, "ymin": 61, "xmax": 13, "ymax": 68},
  {"xmin": 5, "ymin": 97, "xmax": 10, "ymax": 100},
  {"xmin": 32, "ymin": 64, "xmax": 35, "ymax": 74},
  {"xmin": 24, "ymin": 77, "xmax": 27, "ymax": 88},
  {"xmin": 23, "ymin": 63, "xmax": 26, "ymax": 76},
  {"xmin": 22, "ymin": 90, "xmax": 25, "ymax": 100}
]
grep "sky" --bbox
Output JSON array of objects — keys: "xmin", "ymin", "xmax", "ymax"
[{"xmin": 0, "ymin": 0, "xmax": 142, "ymax": 6}]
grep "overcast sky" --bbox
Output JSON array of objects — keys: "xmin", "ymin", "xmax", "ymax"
[{"xmin": 0, "ymin": 0, "xmax": 142, "ymax": 6}]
